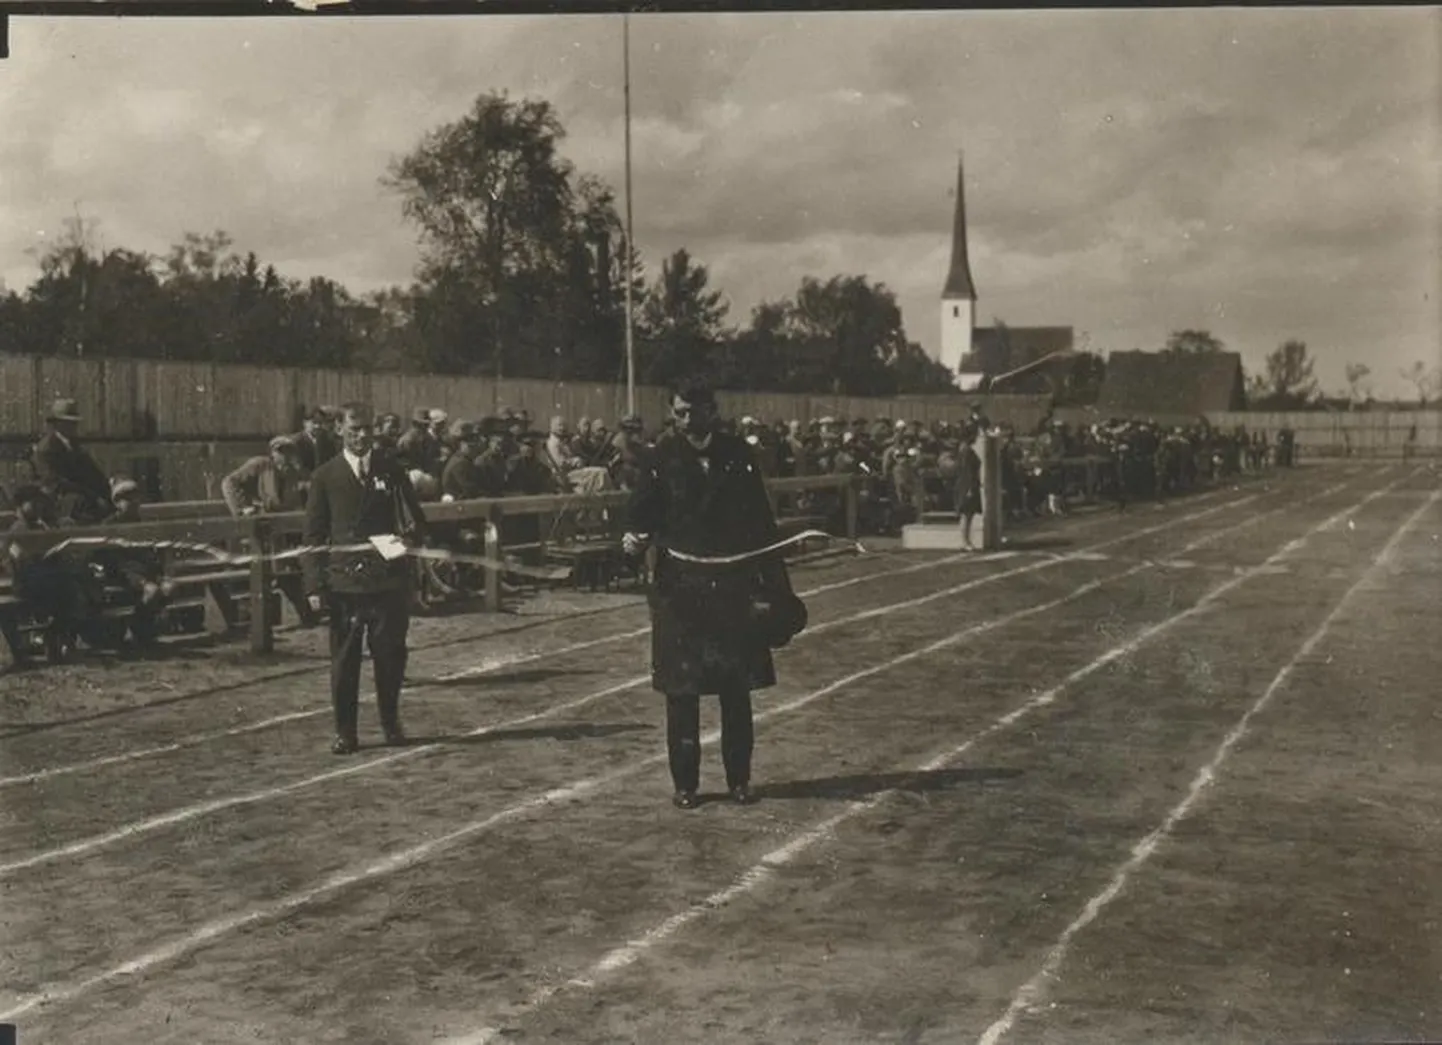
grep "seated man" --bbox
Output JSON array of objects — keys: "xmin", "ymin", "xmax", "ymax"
[
  {"xmin": 3, "ymin": 483, "xmax": 93, "ymax": 658},
  {"xmin": 32, "ymin": 397, "xmax": 113, "ymax": 525},
  {"xmin": 92, "ymin": 478, "xmax": 174, "ymax": 644}
]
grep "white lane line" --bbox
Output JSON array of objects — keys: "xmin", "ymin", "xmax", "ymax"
[
  {"xmin": 0, "ymin": 473, "xmax": 1383, "ymax": 1021},
  {"xmin": 0, "ymin": 547, "xmax": 1005, "ymax": 789},
  {"xmin": 0, "ymin": 486, "xmax": 1280, "ymax": 869},
  {"xmin": 973, "ymin": 482, "xmax": 1441, "ymax": 1045},
  {"xmin": 433, "ymin": 470, "xmax": 1418, "ymax": 1045}
]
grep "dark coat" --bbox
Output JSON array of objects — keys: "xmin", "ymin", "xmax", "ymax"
[
  {"xmin": 628, "ymin": 431, "xmax": 799, "ymax": 697},
  {"xmin": 954, "ymin": 443, "xmax": 982, "ymax": 515},
  {"xmin": 31, "ymin": 432, "xmax": 112, "ymax": 524},
  {"xmin": 301, "ymin": 451, "xmax": 430, "ymax": 597},
  {"xmin": 294, "ymin": 428, "xmax": 339, "ymax": 475}
]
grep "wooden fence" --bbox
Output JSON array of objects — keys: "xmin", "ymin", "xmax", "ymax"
[
  {"xmin": 0, "ymin": 352, "xmax": 1046, "ymax": 440},
  {"xmin": 0, "ymin": 473, "xmax": 860, "ymax": 657}
]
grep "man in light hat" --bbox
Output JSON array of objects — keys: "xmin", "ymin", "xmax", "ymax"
[
  {"xmin": 32, "ymin": 397, "xmax": 113, "ymax": 525},
  {"xmin": 222, "ymin": 435, "xmax": 305, "ymax": 517}
]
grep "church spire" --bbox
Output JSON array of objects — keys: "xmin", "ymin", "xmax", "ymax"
[{"xmin": 942, "ymin": 151, "xmax": 977, "ymax": 301}]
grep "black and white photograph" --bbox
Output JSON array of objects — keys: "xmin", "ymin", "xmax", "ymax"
[{"xmin": 0, "ymin": 5, "xmax": 1439, "ymax": 1043}]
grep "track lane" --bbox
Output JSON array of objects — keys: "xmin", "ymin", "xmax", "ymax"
[
  {"xmin": 453, "ymin": 471, "xmax": 1433, "ymax": 1045},
  {"xmin": 0, "ymin": 478, "xmax": 1291, "ymax": 864},
  {"xmin": 0, "ymin": 469, "xmax": 1395, "ymax": 1037}
]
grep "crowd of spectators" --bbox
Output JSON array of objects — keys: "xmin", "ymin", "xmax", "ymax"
[{"xmin": 0, "ymin": 393, "xmax": 1292, "ymax": 663}]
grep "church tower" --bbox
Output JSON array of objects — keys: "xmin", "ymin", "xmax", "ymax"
[{"xmin": 939, "ymin": 153, "xmax": 977, "ymax": 381}]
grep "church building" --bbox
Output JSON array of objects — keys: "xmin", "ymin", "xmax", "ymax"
[{"xmin": 935, "ymin": 155, "xmax": 1074, "ymax": 393}]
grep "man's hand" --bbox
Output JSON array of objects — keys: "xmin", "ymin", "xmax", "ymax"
[
  {"xmin": 307, "ymin": 593, "xmax": 325, "ymax": 615},
  {"xmin": 622, "ymin": 532, "xmax": 649, "ymax": 557}
]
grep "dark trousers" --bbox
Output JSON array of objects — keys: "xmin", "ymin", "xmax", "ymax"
[
  {"xmin": 328, "ymin": 586, "xmax": 410, "ymax": 738},
  {"xmin": 665, "ymin": 688, "xmax": 754, "ymax": 793}
]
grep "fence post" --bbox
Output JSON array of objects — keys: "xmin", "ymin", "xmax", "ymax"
[
  {"xmin": 484, "ymin": 502, "xmax": 504, "ymax": 613},
  {"xmin": 248, "ymin": 515, "xmax": 274, "ymax": 654},
  {"xmin": 1085, "ymin": 457, "xmax": 1098, "ymax": 502},
  {"xmin": 979, "ymin": 431, "xmax": 1002, "ymax": 551},
  {"xmin": 843, "ymin": 476, "xmax": 859, "ymax": 540}
]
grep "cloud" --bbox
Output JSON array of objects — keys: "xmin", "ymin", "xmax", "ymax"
[{"xmin": 1, "ymin": 8, "xmax": 1437, "ymax": 398}]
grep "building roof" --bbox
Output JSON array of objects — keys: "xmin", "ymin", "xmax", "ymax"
[
  {"xmin": 961, "ymin": 326, "xmax": 1075, "ymax": 380},
  {"xmin": 942, "ymin": 155, "xmax": 977, "ymax": 301},
  {"xmin": 1095, "ymin": 350, "xmax": 1247, "ymax": 421}
]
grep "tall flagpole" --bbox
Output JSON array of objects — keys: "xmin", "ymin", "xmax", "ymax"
[{"xmin": 622, "ymin": 12, "xmax": 636, "ymax": 418}]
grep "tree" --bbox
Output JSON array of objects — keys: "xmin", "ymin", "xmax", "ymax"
[
  {"xmin": 1399, "ymin": 360, "xmax": 1439, "ymax": 406},
  {"xmin": 1343, "ymin": 362, "xmax": 1372, "ymax": 409},
  {"xmin": 636, "ymin": 248, "xmax": 730, "ymax": 387},
  {"xmin": 784, "ymin": 275, "xmax": 909, "ymax": 396},
  {"xmin": 1254, "ymin": 338, "xmax": 1319, "ymax": 409},
  {"xmin": 1163, "ymin": 329, "xmax": 1225, "ymax": 355},
  {"xmin": 384, "ymin": 92, "xmax": 585, "ymax": 377},
  {"xmin": 1054, "ymin": 352, "xmax": 1107, "ymax": 406}
]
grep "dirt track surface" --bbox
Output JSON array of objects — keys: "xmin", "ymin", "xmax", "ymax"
[{"xmin": 2, "ymin": 462, "xmax": 1439, "ymax": 1045}]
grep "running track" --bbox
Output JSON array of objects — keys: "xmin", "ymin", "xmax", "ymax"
[{"xmin": 1, "ymin": 461, "xmax": 1437, "ymax": 1045}]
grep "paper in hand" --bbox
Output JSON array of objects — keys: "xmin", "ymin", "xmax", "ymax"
[{"xmin": 368, "ymin": 534, "xmax": 409, "ymax": 561}]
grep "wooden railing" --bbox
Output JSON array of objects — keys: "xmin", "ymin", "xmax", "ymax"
[{"xmin": 3, "ymin": 473, "xmax": 860, "ymax": 656}]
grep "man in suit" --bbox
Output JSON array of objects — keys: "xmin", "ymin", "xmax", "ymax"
[
  {"xmin": 624, "ymin": 383, "xmax": 806, "ymax": 810},
  {"xmin": 31, "ymin": 397, "xmax": 113, "ymax": 525},
  {"xmin": 302, "ymin": 402, "xmax": 431, "ymax": 755}
]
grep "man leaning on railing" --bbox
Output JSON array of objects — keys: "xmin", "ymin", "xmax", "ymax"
[{"xmin": 222, "ymin": 435, "xmax": 305, "ymax": 517}]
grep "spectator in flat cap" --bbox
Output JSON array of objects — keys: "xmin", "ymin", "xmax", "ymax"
[
  {"xmin": 31, "ymin": 397, "xmax": 114, "ymax": 525},
  {"xmin": 295, "ymin": 407, "xmax": 340, "ymax": 474},
  {"xmin": 374, "ymin": 412, "xmax": 403, "ymax": 453},
  {"xmin": 440, "ymin": 422, "xmax": 486, "ymax": 502},
  {"xmin": 397, "ymin": 408, "xmax": 442, "ymax": 477},
  {"xmin": 221, "ymin": 435, "xmax": 305, "ymax": 517}
]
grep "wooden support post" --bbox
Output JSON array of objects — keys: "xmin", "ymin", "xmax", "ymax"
[
  {"xmin": 843, "ymin": 476, "xmax": 859, "ymax": 541},
  {"xmin": 979, "ymin": 431, "xmax": 1003, "ymax": 551},
  {"xmin": 483, "ymin": 503, "xmax": 504, "ymax": 613},
  {"xmin": 248, "ymin": 515, "xmax": 274, "ymax": 654}
]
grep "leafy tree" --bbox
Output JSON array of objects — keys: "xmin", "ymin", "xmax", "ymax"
[
  {"xmin": 384, "ymin": 92, "xmax": 591, "ymax": 378},
  {"xmin": 1399, "ymin": 360, "xmax": 1439, "ymax": 406},
  {"xmin": 1163, "ymin": 329, "xmax": 1225, "ymax": 355},
  {"xmin": 783, "ymin": 275, "xmax": 908, "ymax": 396},
  {"xmin": 1343, "ymin": 362, "xmax": 1372, "ymax": 408},
  {"xmin": 636, "ymin": 248, "xmax": 731, "ymax": 387},
  {"xmin": 1253, "ymin": 338, "xmax": 1319, "ymax": 409}
]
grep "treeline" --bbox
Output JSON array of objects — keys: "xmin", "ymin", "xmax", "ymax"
[{"xmin": 0, "ymin": 92, "xmax": 958, "ymax": 399}]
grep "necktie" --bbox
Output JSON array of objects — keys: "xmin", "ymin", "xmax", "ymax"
[{"xmin": 357, "ymin": 457, "xmax": 368, "ymax": 482}]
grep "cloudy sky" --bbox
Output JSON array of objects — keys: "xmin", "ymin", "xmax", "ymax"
[{"xmin": 2, "ymin": 8, "xmax": 1438, "ymax": 397}]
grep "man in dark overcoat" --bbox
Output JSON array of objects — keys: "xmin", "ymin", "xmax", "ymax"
[
  {"xmin": 302, "ymin": 402, "xmax": 431, "ymax": 755},
  {"xmin": 624, "ymin": 384, "xmax": 806, "ymax": 810},
  {"xmin": 31, "ymin": 398, "xmax": 113, "ymax": 524}
]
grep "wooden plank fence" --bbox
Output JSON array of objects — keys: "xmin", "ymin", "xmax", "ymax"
[{"xmin": 0, "ymin": 352, "xmax": 1045, "ymax": 440}]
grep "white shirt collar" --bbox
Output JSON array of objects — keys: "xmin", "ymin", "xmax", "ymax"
[{"xmin": 342, "ymin": 448, "xmax": 371, "ymax": 479}]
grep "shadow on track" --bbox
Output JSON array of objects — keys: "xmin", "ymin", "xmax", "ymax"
[
  {"xmin": 383, "ymin": 721, "xmax": 652, "ymax": 749},
  {"xmin": 754, "ymin": 766, "xmax": 1024, "ymax": 802},
  {"xmin": 0, "ymin": 603, "xmax": 640, "ymax": 738}
]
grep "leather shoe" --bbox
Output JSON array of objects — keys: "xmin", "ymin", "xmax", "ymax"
[
  {"xmin": 672, "ymin": 790, "xmax": 699, "ymax": 810},
  {"xmin": 729, "ymin": 784, "xmax": 756, "ymax": 806},
  {"xmin": 331, "ymin": 734, "xmax": 359, "ymax": 756},
  {"xmin": 382, "ymin": 727, "xmax": 407, "ymax": 747}
]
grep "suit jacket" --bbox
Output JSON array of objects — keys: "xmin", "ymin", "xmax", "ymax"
[
  {"xmin": 440, "ymin": 451, "xmax": 484, "ymax": 501},
  {"xmin": 301, "ymin": 451, "xmax": 430, "ymax": 596},
  {"xmin": 294, "ymin": 429, "xmax": 339, "ymax": 475},
  {"xmin": 221, "ymin": 455, "xmax": 300, "ymax": 516}
]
